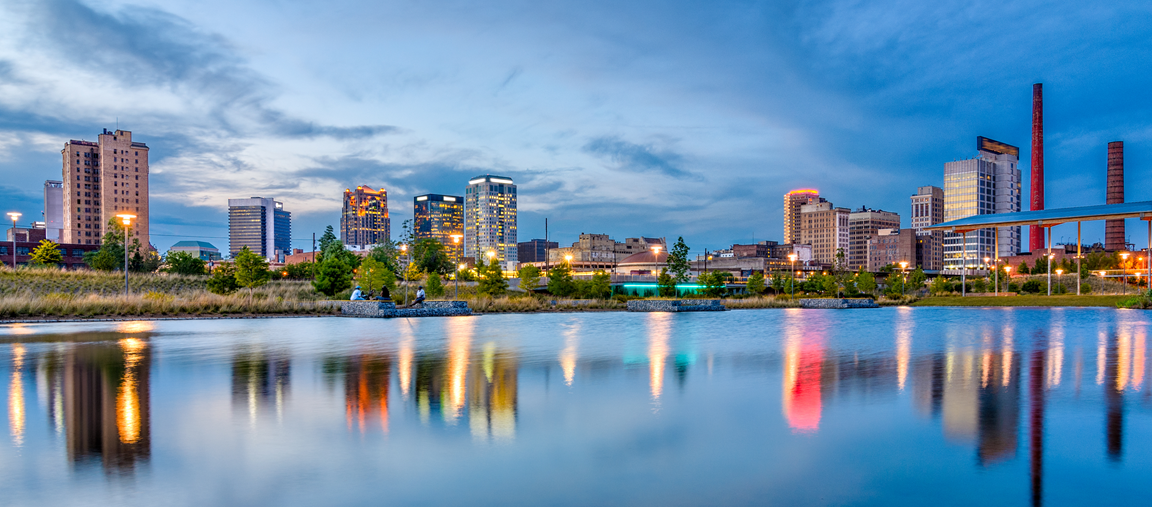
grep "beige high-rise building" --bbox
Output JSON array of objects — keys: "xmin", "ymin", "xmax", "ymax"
[
  {"xmin": 61, "ymin": 129, "xmax": 149, "ymax": 247},
  {"xmin": 783, "ymin": 189, "xmax": 822, "ymax": 244},
  {"xmin": 799, "ymin": 201, "xmax": 849, "ymax": 265},
  {"xmin": 911, "ymin": 186, "xmax": 945, "ymax": 270},
  {"xmin": 847, "ymin": 207, "xmax": 900, "ymax": 271}
]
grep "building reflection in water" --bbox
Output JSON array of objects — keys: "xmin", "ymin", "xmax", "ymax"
[
  {"xmin": 231, "ymin": 349, "xmax": 290, "ymax": 425},
  {"xmin": 559, "ymin": 321, "xmax": 579, "ymax": 386},
  {"xmin": 36, "ymin": 338, "xmax": 154, "ymax": 474},
  {"xmin": 782, "ymin": 310, "xmax": 824, "ymax": 433},
  {"xmin": 470, "ymin": 342, "xmax": 517, "ymax": 442},
  {"xmin": 343, "ymin": 354, "xmax": 390, "ymax": 434}
]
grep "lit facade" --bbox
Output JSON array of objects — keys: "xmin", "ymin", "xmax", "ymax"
[
  {"xmin": 61, "ymin": 129, "xmax": 150, "ymax": 247},
  {"xmin": 464, "ymin": 175, "xmax": 517, "ymax": 269},
  {"xmin": 341, "ymin": 186, "xmax": 389, "ymax": 248},
  {"xmin": 943, "ymin": 137, "xmax": 1021, "ymax": 269},
  {"xmin": 847, "ymin": 207, "xmax": 900, "ymax": 271},
  {"xmin": 784, "ymin": 189, "xmax": 822, "ymax": 244},
  {"xmin": 228, "ymin": 197, "xmax": 291, "ymax": 261},
  {"xmin": 414, "ymin": 194, "xmax": 464, "ymax": 261},
  {"xmin": 799, "ymin": 201, "xmax": 849, "ymax": 265}
]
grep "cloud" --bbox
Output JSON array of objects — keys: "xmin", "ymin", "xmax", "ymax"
[{"xmin": 581, "ymin": 136, "xmax": 695, "ymax": 179}]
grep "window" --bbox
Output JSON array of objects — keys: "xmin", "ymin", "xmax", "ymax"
[
  {"xmin": 0, "ymin": 247, "xmax": 5, "ymax": 255},
  {"xmin": 16, "ymin": 247, "xmax": 29, "ymax": 255}
]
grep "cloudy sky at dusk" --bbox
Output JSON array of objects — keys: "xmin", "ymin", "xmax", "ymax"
[{"xmin": 2, "ymin": 0, "xmax": 1151, "ymax": 253}]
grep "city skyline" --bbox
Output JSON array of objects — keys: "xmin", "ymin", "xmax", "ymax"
[{"xmin": 2, "ymin": 0, "xmax": 1151, "ymax": 254}]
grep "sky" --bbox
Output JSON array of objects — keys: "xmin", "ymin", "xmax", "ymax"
[{"xmin": 2, "ymin": 0, "xmax": 1152, "ymax": 255}]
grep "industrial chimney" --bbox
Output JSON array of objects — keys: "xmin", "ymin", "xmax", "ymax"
[
  {"xmin": 1029, "ymin": 83, "xmax": 1044, "ymax": 252},
  {"xmin": 1105, "ymin": 141, "xmax": 1125, "ymax": 251}
]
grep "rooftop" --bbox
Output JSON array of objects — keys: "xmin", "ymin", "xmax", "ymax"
[{"xmin": 170, "ymin": 240, "xmax": 219, "ymax": 250}]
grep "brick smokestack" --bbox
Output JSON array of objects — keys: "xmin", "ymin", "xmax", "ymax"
[
  {"xmin": 1105, "ymin": 141, "xmax": 1125, "ymax": 251},
  {"xmin": 1029, "ymin": 83, "xmax": 1045, "ymax": 252}
]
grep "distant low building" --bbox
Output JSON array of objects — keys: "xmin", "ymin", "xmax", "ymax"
[
  {"xmin": 168, "ymin": 240, "xmax": 222, "ymax": 261},
  {"xmin": 517, "ymin": 239, "xmax": 557, "ymax": 264}
]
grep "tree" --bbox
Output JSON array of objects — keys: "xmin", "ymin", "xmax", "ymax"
[
  {"xmin": 207, "ymin": 263, "xmax": 240, "ymax": 295},
  {"xmin": 477, "ymin": 258, "xmax": 508, "ymax": 296},
  {"xmin": 84, "ymin": 248, "xmax": 120, "ymax": 271},
  {"xmin": 770, "ymin": 271, "xmax": 787, "ymax": 294},
  {"xmin": 426, "ymin": 272, "xmax": 445, "ymax": 298},
  {"xmin": 856, "ymin": 269, "xmax": 877, "ymax": 294},
  {"xmin": 821, "ymin": 273, "xmax": 839, "ymax": 295},
  {"xmin": 161, "ymin": 251, "xmax": 207, "ymax": 275},
  {"xmin": 518, "ymin": 265, "xmax": 542, "ymax": 292},
  {"xmin": 907, "ymin": 267, "xmax": 927, "ymax": 292},
  {"xmin": 318, "ymin": 225, "xmax": 339, "ymax": 253},
  {"xmin": 368, "ymin": 240, "xmax": 402, "ymax": 274},
  {"xmin": 699, "ymin": 271, "xmax": 727, "ymax": 298},
  {"xmin": 29, "ymin": 240, "xmax": 63, "ymax": 267},
  {"xmin": 412, "ymin": 238, "xmax": 452, "ymax": 275},
  {"xmin": 585, "ymin": 270, "xmax": 612, "ymax": 299},
  {"xmin": 1017, "ymin": 261, "xmax": 1030, "ymax": 275},
  {"xmin": 666, "ymin": 237, "xmax": 691, "ymax": 283},
  {"xmin": 234, "ymin": 246, "xmax": 272, "ymax": 295},
  {"xmin": 1033, "ymin": 255, "xmax": 1049, "ymax": 275},
  {"xmin": 547, "ymin": 263, "xmax": 575, "ymax": 297},
  {"xmin": 313, "ymin": 255, "xmax": 352, "ymax": 297},
  {"xmin": 930, "ymin": 276, "xmax": 949, "ymax": 295},
  {"xmin": 746, "ymin": 271, "xmax": 766, "ymax": 296},
  {"xmin": 282, "ymin": 261, "xmax": 314, "ymax": 280},
  {"xmin": 355, "ymin": 256, "xmax": 395, "ymax": 296},
  {"xmin": 657, "ymin": 268, "xmax": 677, "ymax": 297}
]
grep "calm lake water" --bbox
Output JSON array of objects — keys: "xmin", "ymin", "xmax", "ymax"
[{"xmin": 1, "ymin": 308, "xmax": 1149, "ymax": 506}]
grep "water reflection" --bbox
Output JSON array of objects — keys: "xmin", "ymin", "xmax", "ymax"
[{"xmin": 1, "ymin": 310, "xmax": 1150, "ymax": 505}]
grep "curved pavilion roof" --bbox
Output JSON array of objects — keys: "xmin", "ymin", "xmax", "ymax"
[{"xmin": 924, "ymin": 201, "xmax": 1152, "ymax": 234}]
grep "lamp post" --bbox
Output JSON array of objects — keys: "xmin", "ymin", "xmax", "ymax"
[
  {"xmin": 451, "ymin": 234, "xmax": 462, "ymax": 299},
  {"xmin": 115, "ymin": 214, "xmax": 135, "ymax": 295},
  {"xmin": 788, "ymin": 253, "xmax": 798, "ymax": 299},
  {"xmin": 900, "ymin": 261, "xmax": 909, "ymax": 296},
  {"xmin": 6, "ymin": 212, "xmax": 20, "ymax": 269},
  {"xmin": 400, "ymin": 243, "xmax": 408, "ymax": 306},
  {"xmin": 1121, "ymin": 252, "xmax": 1130, "ymax": 292},
  {"xmin": 1046, "ymin": 253, "xmax": 1054, "ymax": 296},
  {"xmin": 1004, "ymin": 265, "xmax": 1012, "ymax": 292},
  {"xmin": 1056, "ymin": 268, "xmax": 1064, "ymax": 293}
]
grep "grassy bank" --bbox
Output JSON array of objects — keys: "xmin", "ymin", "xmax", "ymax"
[{"xmin": 912, "ymin": 295, "xmax": 1129, "ymax": 307}]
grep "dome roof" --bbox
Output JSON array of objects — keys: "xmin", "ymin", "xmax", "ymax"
[{"xmin": 618, "ymin": 251, "xmax": 668, "ymax": 265}]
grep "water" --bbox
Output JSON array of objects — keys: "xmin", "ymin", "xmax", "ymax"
[{"xmin": 1, "ymin": 308, "xmax": 1149, "ymax": 506}]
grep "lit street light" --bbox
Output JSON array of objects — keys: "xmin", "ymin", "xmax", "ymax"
[
  {"xmin": 400, "ymin": 243, "xmax": 409, "ymax": 306},
  {"xmin": 899, "ymin": 261, "xmax": 909, "ymax": 296},
  {"xmin": 788, "ymin": 253, "xmax": 798, "ymax": 299},
  {"xmin": 6, "ymin": 212, "xmax": 20, "ymax": 269},
  {"xmin": 116, "ymin": 214, "xmax": 136, "ymax": 295},
  {"xmin": 451, "ymin": 234, "xmax": 463, "ymax": 300}
]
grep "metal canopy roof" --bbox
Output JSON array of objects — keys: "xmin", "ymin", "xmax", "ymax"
[{"xmin": 925, "ymin": 201, "xmax": 1152, "ymax": 233}]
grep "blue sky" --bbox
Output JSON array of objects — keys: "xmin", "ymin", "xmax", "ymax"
[{"xmin": 2, "ymin": 0, "xmax": 1151, "ymax": 254}]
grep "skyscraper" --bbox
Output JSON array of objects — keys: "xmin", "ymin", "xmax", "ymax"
[
  {"xmin": 847, "ymin": 207, "xmax": 900, "ymax": 270},
  {"xmin": 341, "ymin": 186, "xmax": 389, "ymax": 248},
  {"xmin": 61, "ymin": 129, "xmax": 150, "ymax": 247},
  {"xmin": 943, "ymin": 137, "xmax": 1022, "ymax": 270},
  {"xmin": 465, "ymin": 175, "xmax": 517, "ymax": 269},
  {"xmin": 799, "ymin": 201, "xmax": 849, "ymax": 265},
  {"xmin": 228, "ymin": 197, "xmax": 291, "ymax": 261},
  {"xmin": 784, "ymin": 189, "xmax": 821, "ymax": 244},
  {"xmin": 414, "ymin": 194, "xmax": 464, "ymax": 261},
  {"xmin": 43, "ymin": 180, "xmax": 63, "ymax": 242},
  {"xmin": 911, "ymin": 186, "xmax": 945, "ymax": 270}
]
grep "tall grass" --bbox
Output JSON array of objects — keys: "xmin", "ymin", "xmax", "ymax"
[
  {"xmin": 722, "ymin": 296, "xmax": 800, "ymax": 309},
  {"xmin": 460, "ymin": 295, "xmax": 624, "ymax": 312}
]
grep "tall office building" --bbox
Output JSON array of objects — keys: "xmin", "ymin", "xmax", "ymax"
[
  {"xmin": 414, "ymin": 194, "xmax": 464, "ymax": 261},
  {"xmin": 847, "ymin": 207, "xmax": 900, "ymax": 270},
  {"xmin": 228, "ymin": 197, "xmax": 291, "ymax": 261},
  {"xmin": 44, "ymin": 180, "xmax": 63, "ymax": 241},
  {"xmin": 911, "ymin": 186, "xmax": 945, "ymax": 270},
  {"xmin": 341, "ymin": 186, "xmax": 389, "ymax": 248},
  {"xmin": 61, "ymin": 129, "xmax": 150, "ymax": 247},
  {"xmin": 465, "ymin": 175, "xmax": 517, "ymax": 269},
  {"xmin": 784, "ymin": 189, "xmax": 822, "ymax": 244},
  {"xmin": 943, "ymin": 137, "xmax": 1022, "ymax": 269},
  {"xmin": 799, "ymin": 201, "xmax": 849, "ymax": 265}
]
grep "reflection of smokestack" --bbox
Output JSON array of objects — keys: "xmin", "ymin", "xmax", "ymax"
[
  {"xmin": 1029, "ymin": 83, "xmax": 1045, "ymax": 252},
  {"xmin": 1106, "ymin": 142, "xmax": 1125, "ymax": 251}
]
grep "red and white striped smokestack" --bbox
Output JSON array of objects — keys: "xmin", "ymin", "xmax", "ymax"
[
  {"xmin": 1105, "ymin": 141, "xmax": 1125, "ymax": 251},
  {"xmin": 1029, "ymin": 83, "xmax": 1044, "ymax": 252}
]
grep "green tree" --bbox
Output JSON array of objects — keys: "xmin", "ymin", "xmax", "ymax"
[
  {"xmin": 478, "ymin": 258, "xmax": 508, "ymax": 296},
  {"xmin": 426, "ymin": 272, "xmax": 445, "ymax": 298},
  {"xmin": 29, "ymin": 239, "xmax": 63, "ymax": 267},
  {"xmin": 699, "ymin": 271, "xmax": 727, "ymax": 298},
  {"xmin": 318, "ymin": 225, "xmax": 339, "ymax": 253},
  {"xmin": 207, "ymin": 263, "xmax": 240, "ymax": 295},
  {"xmin": 657, "ymin": 268, "xmax": 677, "ymax": 297},
  {"xmin": 161, "ymin": 251, "xmax": 207, "ymax": 275},
  {"xmin": 412, "ymin": 238, "xmax": 452, "ymax": 275},
  {"xmin": 367, "ymin": 240, "xmax": 401, "ymax": 274},
  {"xmin": 1017, "ymin": 261, "xmax": 1030, "ymax": 275},
  {"xmin": 282, "ymin": 261, "xmax": 314, "ymax": 280},
  {"xmin": 907, "ymin": 267, "xmax": 927, "ymax": 292},
  {"xmin": 1033, "ymin": 255, "xmax": 1049, "ymax": 275},
  {"xmin": 666, "ymin": 237, "xmax": 690, "ymax": 283},
  {"xmin": 821, "ymin": 273, "xmax": 839, "ymax": 295},
  {"xmin": 234, "ymin": 246, "xmax": 272, "ymax": 295},
  {"xmin": 313, "ymin": 256, "xmax": 352, "ymax": 297},
  {"xmin": 746, "ymin": 271, "xmax": 766, "ymax": 296},
  {"xmin": 856, "ymin": 269, "xmax": 878, "ymax": 294},
  {"xmin": 770, "ymin": 271, "xmax": 787, "ymax": 295},
  {"xmin": 518, "ymin": 265, "xmax": 542, "ymax": 292},
  {"xmin": 83, "ymin": 248, "xmax": 120, "ymax": 271},
  {"xmin": 586, "ymin": 270, "xmax": 612, "ymax": 299},
  {"xmin": 547, "ymin": 263, "xmax": 575, "ymax": 297},
  {"xmin": 355, "ymin": 256, "xmax": 395, "ymax": 296},
  {"xmin": 930, "ymin": 276, "xmax": 949, "ymax": 294}
]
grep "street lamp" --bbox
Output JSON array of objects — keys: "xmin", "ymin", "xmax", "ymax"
[
  {"xmin": 1047, "ymin": 253, "xmax": 1055, "ymax": 296},
  {"xmin": 899, "ymin": 261, "xmax": 909, "ymax": 296},
  {"xmin": 400, "ymin": 243, "xmax": 409, "ymax": 306},
  {"xmin": 451, "ymin": 234, "xmax": 462, "ymax": 300},
  {"xmin": 116, "ymin": 214, "xmax": 136, "ymax": 295},
  {"xmin": 1121, "ymin": 252, "xmax": 1131, "ymax": 291},
  {"xmin": 983, "ymin": 257, "xmax": 990, "ymax": 272},
  {"xmin": 6, "ymin": 212, "xmax": 20, "ymax": 269},
  {"xmin": 788, "ymin": 253, "xmax": 798, "ymax": 299}
]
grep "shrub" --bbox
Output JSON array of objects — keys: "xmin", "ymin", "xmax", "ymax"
[
  {"xmin": 1020, "ymin": 280, "xmax": 1043, "ymax": 294},
  {"xmin": 207, "ymin": 264, "xmax": 240, "ymax": 295}
]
